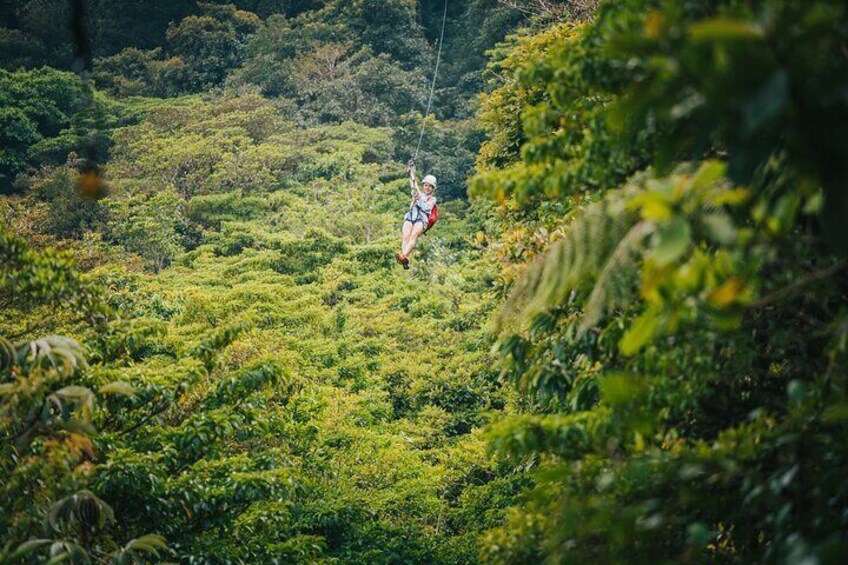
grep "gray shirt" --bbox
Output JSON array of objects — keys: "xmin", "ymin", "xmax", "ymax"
[{"xmin": 404, "ymin": 192, "xmax": 437, "ymax": 226}]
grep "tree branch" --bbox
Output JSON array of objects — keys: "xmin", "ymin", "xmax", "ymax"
[
  {"xmin": 749, "ymin": 260, "xmax": 847, "ymax": 309},
  {"xmin": 116, "ymin": 399, "xmax": 172, "ymax": 437}
]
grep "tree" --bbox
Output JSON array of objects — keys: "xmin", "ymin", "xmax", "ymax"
[
  {"xmin": 475, "ymin": 0, "xmax": 848, "ymax": 562},
  {"xmin": 165, "ymin": 2, "xmax": 261, "ymax": 90},
  {"xmin": 495, "ymin": 0, "xmax": 599, "ymax": 22},
  {"xmin": 0, "ymin": 27, "xmax": 46, "ymax": 68},
  {"xmin": 0, "ymin": 227, "xmax": 168, "ymax": 563},
  {"xmin": 26, "ymin": 158, "xmax": 107, "ymax": 239},
  {"xmin": 0, "ymin": 67, "xmax": 89, "ymax": 192},
  {"xmin": 0, "ymin": 67, "xmax": 132, "ymax": 194},
  {"xmin": 93, "ymin": 47, "xmax": 164, "ymax": 97},
  {"xmin": 106, "ymin": 191, "xmax": 185, "ymax": 273}
]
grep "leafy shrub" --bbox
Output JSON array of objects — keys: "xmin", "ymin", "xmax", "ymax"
[
  {"xmin": 272, "ymin": 229, "xmax": 349, "ymax": 284},
  {"xmin": 474, "ymin": 1, "xmax": 848, "ymax": 562},
  {"xmin": 105, "ymin": 190, "xmax": 186, "ymax": 272}
]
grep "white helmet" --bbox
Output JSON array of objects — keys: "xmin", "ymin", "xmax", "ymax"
[{"xmin": 422, "ymin": 174, "xmax": 437, "ymax": 188}]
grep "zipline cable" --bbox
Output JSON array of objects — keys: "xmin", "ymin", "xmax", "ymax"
[{"xmin": 413, "ymin": 0, "xmax": 449, "ymax": 163}]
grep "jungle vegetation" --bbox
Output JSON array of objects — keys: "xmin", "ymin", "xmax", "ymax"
[{"xmin": 2, "ymin": 0, "xmax": 847, "ymax": 563}]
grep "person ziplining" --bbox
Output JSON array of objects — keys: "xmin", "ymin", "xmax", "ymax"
[
  {"xmin": 395, "ymin": 0, "xmax": 448, "ymax": 270},
  {"xmin": 396, "ymin": 161, "xmax": 438, "ymax": 269}
]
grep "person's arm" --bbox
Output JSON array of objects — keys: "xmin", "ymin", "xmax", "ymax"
[{"xmin": 408, "ymin": 162, "xmax": 419, "ymax": 197}]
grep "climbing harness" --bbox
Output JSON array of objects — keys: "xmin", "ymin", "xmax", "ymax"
[
  {"xmin": 412, "ymin": 0, "xmax": 449, "ymax": 163},
  {"xmin": 406, "ymin": 160, "xmax": 439, "ymax": 232}
]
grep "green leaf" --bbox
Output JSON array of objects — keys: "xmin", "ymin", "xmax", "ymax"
[
  {"xmin": 689, "ymin": 18, "xmax": 763, "ymax": 42},
  {"xmin": 9, "ymin": 539, "xmax": 53, "ymax": 560},
  {"xmin": 787, "ymin": 380, "xmax": 806, "ymax": 407},
  {"xmin": 599, "ymin": 373, "xmax": 648, "ymax": 406},
  {"xmin": 55, "ymin": 418, "xmax": 98, "ymax": 436},
  {"xmin": 711, "ymin": 188, "xmax": 750, "ymax": 206},
  {"xmin": 54, "ymin": 386, "xmax": 94, "ymax": 401},
  {"xmin": 687, "ymin": 522, "xmax": 710, "ymax": 548},
  {"xmin": 124, "ymin": 534, "xmax": 168, "ymax": 557},
  {"xmin": 48, "ymin": 498, "xmax": 73, "ymax": 531},
  {"xmin": 99, "ymin": 381, "xmax": 136, "ymax": 397},
  {"xmin": 628, "ymin": 191, "xmax": 671, "ymax": 220},
  {"xmin": 650, "ymin": 216, "xmax": 691, "ymax": 266},
  {"xmin": 803, "ymin": 191, "xmax": 824, "ymax": 215},
  {"xmin": 690, "ymin": 160, "xmax": 726, "ymax": 189},
  {"xmin": 45, "ymin": 552, "xmax": 72, "ymax": 565},
  {"xmin": 619, "ymin": 308, "xmax": 660, "ymax": 356},
  {"xmin": 823, "ymin": 403, "xmax": 848, "ymax": 423},
  {"xmin": 701, "ymin": 214, "xmax": 736, "ymax": 245}
]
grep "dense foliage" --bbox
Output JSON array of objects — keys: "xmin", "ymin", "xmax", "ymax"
[
  {"xmin": 1, "ymin": 0, "xmax": 522, "ymax": 199},
  {"xmin": 1, "ymin": 85, "xmax": 530, "ymax": 561},
  {"xmin": 3, "ymin": 0, "xmax": 846, "ymax": 563},
  {"xmin": 473, "ymin": 0, "xmax": 848, "ymax": 562},
  {"xmin": 1, "ymin": 2, "xmax": 531, "ymax": 562}
]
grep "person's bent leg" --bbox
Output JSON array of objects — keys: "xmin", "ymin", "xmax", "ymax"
[
  {"xmin": 401, "ymin": 220, "xmax": 412, "ymax": 247},
  {"xmin": 401, "ymin": 221, "xmax": 413, "ymax": 250},
  {"xmin": 402, "ymin": 222, "xmax": 426, "ymax": 257},
  {"xmin": 398, "ymin": 220, "xmax": 414, "ymax": 263}
]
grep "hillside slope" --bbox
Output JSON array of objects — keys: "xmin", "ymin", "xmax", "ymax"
[{"xmin": 1, "ymin": 93, "xmax": 522, "ymax": 563}]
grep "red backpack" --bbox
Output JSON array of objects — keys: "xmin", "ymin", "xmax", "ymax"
[{"xmin": 427, "ymin": 205, "xmax": 439, "ymax": 230}]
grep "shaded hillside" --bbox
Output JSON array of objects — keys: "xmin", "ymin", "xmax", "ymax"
[{"xmin": 1, "ymin": 93, "xmax": 527, "ymax": 563}]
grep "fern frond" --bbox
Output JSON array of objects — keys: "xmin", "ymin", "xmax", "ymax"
[
  {"xmin": 500, "ymin": 188, "xmax": 642, "ymax": 332},
  {"xmin": 500, "ymin": 162, "xmax": 740, "ymax": 335},
  {"xmin": 579, "ymin": 220, "xmax": 654, "ymax": 333}
]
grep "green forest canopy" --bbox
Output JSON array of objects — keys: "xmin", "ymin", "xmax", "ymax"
[{"xmin": 2, "ymin": 0, "xmax": 847, "ymax": 563}]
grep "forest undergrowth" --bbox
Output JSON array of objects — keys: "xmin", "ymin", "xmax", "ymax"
[
  {"xmin": 3, "ymin": 1, "xmax": 848, "ymax": 563},
  {"xmin": 2, "ymin": 91, "xmax": 523, "ymax": 563}
]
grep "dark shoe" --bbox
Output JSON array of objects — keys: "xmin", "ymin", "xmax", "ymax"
[{"xmin": 402, "ymin": 257, "xmax": 410, "ymax": 270}]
